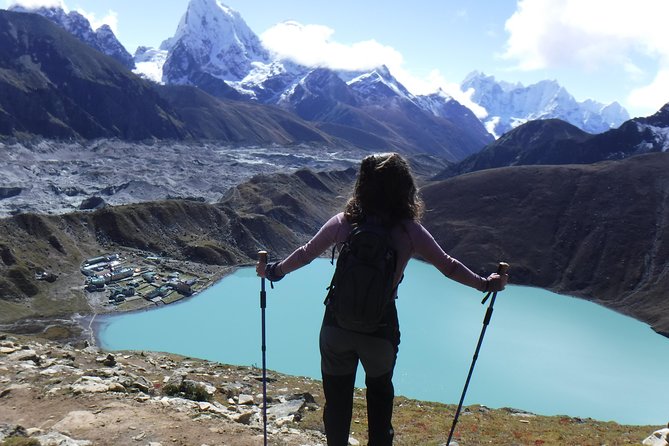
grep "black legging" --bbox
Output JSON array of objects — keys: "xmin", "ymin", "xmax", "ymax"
[
  {"xmin": 319, "ymin": 320, "xmax": 398, "ymax": 445},
  {"xmin": 322, "ymin": 371, "xmax": 395, "ymax": 445}
]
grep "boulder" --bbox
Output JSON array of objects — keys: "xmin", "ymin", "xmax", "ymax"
[
  {"xmin": 0, "ymin": 423, "xmax": 28, "ymax": 441},
  {"xmin": 70, "ymin": 376, "xmax": 114, "ymax": 394},
  {"xmin": 36, "ymin": 431, "xmax": 93, "ymax": 446},
  {"xmin": 95, "ymin": 353, "xmax": 116, "ymax": 367},
  {"xmin": 267, "ymin": 398, "xmax": 304, "ymax": 420},
  {"xmin": 643, "ymin": 427, "xmax": 669, "ymax": 446}
]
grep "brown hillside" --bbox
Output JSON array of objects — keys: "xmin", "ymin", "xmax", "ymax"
[
  {"xmin": 0, "ymin": 169, "xmax": 354, "ymax": 326},
  {"xmin": 421, "ymin": 152, "xmax": 669, "ymax": 336},
  {"xmin": 2, "ymin": 154, "xmax": 669, "ymax": 338}
]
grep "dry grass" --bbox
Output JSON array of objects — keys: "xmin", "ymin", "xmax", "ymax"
[{"xmin": 292, "ymin": 383, "xmax": 654, "ymax": 446}]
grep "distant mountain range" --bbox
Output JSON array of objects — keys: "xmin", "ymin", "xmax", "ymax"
[
  {"xmin": 0, "ymin": 9, "xmax": 336, "ymax": 143},
  {"xmin": 2, "ymin": 2, "xmax": 490, "ymax": 160},
  {"xmin": 3, "ymin": 0, "xmax": 632, "ymax": 161},
  {"xmin": 434, "ymin": 104, "xmax": 669, "ymax": 179},
  {"xmin": 461, "ymin": 71, "xmax": 630, "ymax": 137}
]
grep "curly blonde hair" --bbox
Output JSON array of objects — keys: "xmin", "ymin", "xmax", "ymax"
[{"xmin": 344, "ymin": 153, "xmax": 423, "ymax": 224}]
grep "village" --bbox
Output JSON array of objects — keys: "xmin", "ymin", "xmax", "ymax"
[{"xmin": 80, "ymin": 251, "xmax": 218, "ymax": 310}]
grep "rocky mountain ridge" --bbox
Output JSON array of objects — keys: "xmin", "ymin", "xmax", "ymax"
[
  {"xmin": 7, "ymin": 4, "xmax": 134, "ymax": 69},
  {"xmin": 3, "ymin": 2, "xmax": 633, "ymax": 158},
  {"xmin": 0, "ymin": 7, "xmax": 488, "ymax": 159},
  {"xmin": 434, "ymin": 102, "xmax": 669, "ymax": 180},
  {"xmin": 156, "ymin": 0, "xmax": 494, "ymax": 160},
  {"xmin": 0, "ymin": 9, "xmax": 336, "ymax": 143},
  {"xmin": 152, "ymin": 0, "xmax": 627, "ymax": 140}
]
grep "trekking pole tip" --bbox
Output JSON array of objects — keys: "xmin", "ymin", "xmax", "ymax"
[
  {"xmin": 258, "ymin": 251, "xmax": 268, "ymax": 263},
  {"xmin": 498, "ymin": 262, "xmax": 509, "ymax": 274}
]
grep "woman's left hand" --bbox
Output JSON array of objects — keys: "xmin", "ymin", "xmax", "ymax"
[
  {"xmin": 486, "ymin": 272, "xmax": 508, "ymax": 292},
  {"xmin": 256, "ymin": 260, "xmax": 267, "ymax": 278}
]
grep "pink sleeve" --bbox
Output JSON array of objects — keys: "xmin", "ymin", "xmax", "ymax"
[
  {"xmin": 409, "ymin": 223, "xmax": 487, "ymax": 292},
  {"xmin": 276, "ymin": 213, "xmax": 349, "ymax": 275}
]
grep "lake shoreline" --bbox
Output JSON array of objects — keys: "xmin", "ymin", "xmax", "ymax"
[{"xmin": 96, "ymin": 259, "xmax": 669, "ymax": 426}]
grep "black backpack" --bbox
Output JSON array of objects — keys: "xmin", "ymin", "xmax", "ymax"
[{"xmin": 324, "ymin": 221, "xmax": 398, "ymax": 333}]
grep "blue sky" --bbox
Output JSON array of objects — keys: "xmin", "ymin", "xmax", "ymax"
[{"xmin": 5, "ymin": 0, "xmax": 669, "ymax": 118}]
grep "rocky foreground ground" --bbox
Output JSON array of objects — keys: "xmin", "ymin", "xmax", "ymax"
[{"xmin": 0, "ymin": 333, "xmax": 664, "ymax": 446}]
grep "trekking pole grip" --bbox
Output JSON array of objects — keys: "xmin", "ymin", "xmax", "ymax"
[
  {"xmin": 258, "ymin": 251, "xmax": 268, "ymax": 308},
  {"xmin": 497, "ymin": 262, "xmax": 509, "ymax": 274}
]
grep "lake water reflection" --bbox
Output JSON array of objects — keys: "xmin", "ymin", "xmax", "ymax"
[{"xmin": 97, "ymin": 259, "xmax": 669, "ymax": 425}]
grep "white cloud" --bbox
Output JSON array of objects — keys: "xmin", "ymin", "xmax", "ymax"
[
  {"xmin": 76, "ymin": 8, "xmax": 118, "ymax": 34},
  {"xmin": 628, "ymin": 68, "xmax": 669, "ymax": 114},
  {"xmin": 503, "ymin": 0, "xmax": 669, "ymax": 70},
  {"xmin": 502, "ymin": 0, "xmax": 669, "ymax": 114},
  {"xmin": 260, "ymin": 21, "xmax": 404, "ymax": 72}
]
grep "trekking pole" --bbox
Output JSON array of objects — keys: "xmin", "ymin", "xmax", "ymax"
[
  {"xmin": 258, "ymin": 250, "xmax": 269, "ymax": 446},
  {"xmin": 446, "ymin": 262, "xmax": 509, "ymax": 446}
]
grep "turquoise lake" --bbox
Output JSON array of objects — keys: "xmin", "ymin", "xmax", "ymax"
[{"xmin": 96, "ymin": 258, "xmax": 669, "ymax": 426}]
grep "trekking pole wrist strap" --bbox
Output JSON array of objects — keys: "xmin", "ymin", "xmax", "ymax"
[{"xmin": 265, "ymin": 262, "xmax": 285, "ymax": 283}]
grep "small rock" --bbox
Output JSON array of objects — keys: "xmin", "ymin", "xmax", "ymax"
[
  {"xmin": 197, "ymin": 402, "xmax": 212, "ymax": 411},
  {"xmin": 101, "ymin": 354, "xmax": 117, "ymax": 367},
  {"xmin": 238, "ymin": 394, "xmax": 254, "ymax": 405},
  {"xmin": 0, "ymin": 346, "xmax": 20, "ymax": 354},
  {"xmin": 128, "ymin": 375, "xmax": 153, "ymax": 394},
  {"xmin": 233, "ymin": 411, "xmax": 254, "ymax": 425},
  {"xmin": 108, "ymin": 382, "xmax": 126, "ymax": 392}
]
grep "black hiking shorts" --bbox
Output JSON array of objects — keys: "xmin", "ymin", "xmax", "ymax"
[{"xmin": 319, "ymin": 324, "xmax": 397, "ymax": 378}]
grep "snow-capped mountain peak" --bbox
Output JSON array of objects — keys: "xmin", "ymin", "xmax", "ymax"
[
  {"xmin": 347, "ymin": 65, "xmax": 415, "ymax": 104},
  {"xmin": 162, "ymin": 0, "xmax": 269, "ymax": 83},
  {"xmin": 462, "ymin": 71, "xmax": 629, "ymax": 137},
  {"xmin": 8, "ymin": 4, "xmax": 134, "ymax": 69}
]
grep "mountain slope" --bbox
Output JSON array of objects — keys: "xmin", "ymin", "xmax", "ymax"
[
  {"xmin": 0, "ymin": 9, "xmax": 332, "ymax": 143},
  {"xmin": 155, "ymin": 85, "xmax": 330, "ymax": 143},
  {"xmin": 0, "ymin": 10, "xmax": 187, "ymax": 139},
  {"xmin": 8, "ymin": 5, "xmax": 134, "ymax": 69},
  {"xmin": 435, "ymin": 105, "xmax": 669, "ymax": 179},
  {"xmin": 0, "ymin": 168, "xmax": 355, "ymax": 320},
  {"xmin": 280, "ymin": 67, "xmax": 494, "ymax": 159},
  {"xmin": 152, "ymin": 0, "xmax": 494, "ymax": 159},
  {"xmin": 422, "ymin": 152, "xmax": 669, "ymax": 336}
]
